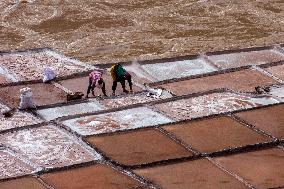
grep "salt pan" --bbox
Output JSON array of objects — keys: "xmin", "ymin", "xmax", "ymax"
[
  {"xmin": 37, "ymin": 100, "xmax": 105, "ymax": 121},
  {"xmin": 0, "ymin": 150, "xmax": 35, "ymax": 179},
  {"xmin": 63, "ymin": 107, "xmax": 173, "ymax": 135},
  {"xmin": 155, "ymin": 92, "xmax": 279, "ymax": 120},
  {"xmin": 136, "ymin": 59, "xmax": 217, "ymax": 81},
  {"xmin": 0, "ymin": 125, "xmax": 99, "ymax": 168}
]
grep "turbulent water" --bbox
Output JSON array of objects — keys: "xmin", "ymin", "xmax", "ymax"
[{"xmin": 0, "ymin": 0, "xmax": 283, "ymax": 64}]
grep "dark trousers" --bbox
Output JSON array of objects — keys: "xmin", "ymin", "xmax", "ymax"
[
  {"xmin": 112, "ymin": 74, "xmax": 132, "ymax": 92},
  {"xmin": 87, "ymin": 78, "xmax": 106, "ymax": 96}
]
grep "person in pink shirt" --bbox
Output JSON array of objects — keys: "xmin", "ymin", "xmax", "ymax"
[{"xmin": 86, "ymin": 70, "xmax": 107, "ymax": 98}]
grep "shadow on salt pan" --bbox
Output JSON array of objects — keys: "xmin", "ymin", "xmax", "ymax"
[
  {"xmin": 154, "ymin": 92, "xmax": 279, "ymax": 121},
  {"xmin": 131, "ymin": 59, "xmax": 217, "ymax": 81},
  {"xmin": 37, "ymin": 100, "xmax": 105, "ymax": 121},
  {"xmin": 62, "ymin": 107, "xmax": 173, "ymax": 136}
]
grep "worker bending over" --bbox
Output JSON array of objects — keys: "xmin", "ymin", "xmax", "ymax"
[
  {"xmin": 86, "ymin": 70, "xmax": 107, "ymax": 98},
  {"xmin": 110, "ymin": 63, "xmax": 133, "ymax": 95}
]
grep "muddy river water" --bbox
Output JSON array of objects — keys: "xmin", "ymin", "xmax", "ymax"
[{"xmin": 0, "ymin": 0, "xmax": 283, "ymax": 64}]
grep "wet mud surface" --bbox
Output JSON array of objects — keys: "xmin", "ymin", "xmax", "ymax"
[
  {"xmin": 41, "ymin": 164, "xmax": 144, "ymax": 189},
  {"xmin": 160, "ymin": 69, "xmax": 278, "ymax": 95},
  {"xmin": 163, "ymin": 116, "xmax": 271, "ymax": 153},
  {"xmin": 0, "ymin": 177, "xmax": 47, "ymax": 189},
  {"xmin": 134, "ymin": 158, "xmax": 248, "ymax": 189},
  {"xmin": 214, "ymin": 148, "xmax": 284, "ymax": 189},
  {"xmin": 0, "ymin": 1, "xmax": 283, "ymax": 64},
  {"xmin": 0, "ymin": 75, "xmax": 9, "ymax": 84},
  {"xmin": 0, "ymin": 83, "xmax": 67, "ymax": 108},
  {"xmin": 87, "ymin": 129, "xmax": 192, "ymax": 166},
  {"xmin": 235, "ymin": 104, "xmax": 284, "ymax": 139}
]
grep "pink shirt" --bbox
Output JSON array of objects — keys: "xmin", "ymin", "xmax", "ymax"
[{"xmin": 89, "ymin": 71, "xmax": 102, "ymax": 86}]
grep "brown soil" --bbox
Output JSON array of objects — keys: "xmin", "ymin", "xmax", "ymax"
[
  {"xmin": 41, "ymin": 164, "xmax": 144, "ymax": 189},
  {"xmin": 265, "ymin": 64, "xmax": 284, "ymax": 80},
  {"xmin": 162, "ymin": 116, "xmax": 271, "ymax": 153},
  {"xmin": 160, "ymin": 69, "xmax": 277, "ymax": 96},
  {"xmin": 0, "ymin": 83, "xmax": 67, "ymax": 108},
  {"xmin": 209, "ymin": 50, "xmax": 284, "ymax": 69},
  {"xmin": 235, "ymin": 104, "xmax": 284, "ymax": 139},
  {"xmin": 214, "ymin": 148, "xmax": 284, "ymax": 189},
  {"xmin": 86, "ymin": 129, "xmax": 192, "ymax": 166},
  {"xmin": 134, "ymin": 158, "xmax": 248, "ymax": 189},
  {"xmin": 0, "ymin": 177, "xmax": 47, "ymax": 189},
  {"xmin": 58, "ymin": 73, "xmax": 142, "ymax": 97},
  {"xmin": 0, "ymin": 75, "xmax": 8, "ymax": 84},
  {"xmin": 1, "ymin": 1, "xmax": 284, "ymax": 64}
]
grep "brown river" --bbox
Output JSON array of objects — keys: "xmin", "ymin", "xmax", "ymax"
[{"xmin": 0, "ymin": 0, "xmax": 283, "ymax": 64}]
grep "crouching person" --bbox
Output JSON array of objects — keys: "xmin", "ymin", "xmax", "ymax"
[
  {"xmin": 110, "ymin": 63, "xmax": 133, "ymax": 96},
  {"xmin": 86, "ymin": 70, "xmax": 107, "ymax": 98}
]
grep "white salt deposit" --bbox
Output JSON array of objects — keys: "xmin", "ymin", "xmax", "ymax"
[
  {"xmin": 63, "ymin": 107, "xmax": 173, "ymax": 136},
  {"xmin": 0, "ymin": 103, "xmax": 9, "ymax": 113},
  {"xmin": 0, "ymin": 125, "xmax": 98, "ymax": 168},
  {"xmin": 155, "ymin": 92, "xmax": 279, "ymax": 120},
  {"xmin": 0, "ymin": 49, "xmax": 95, "ymax": 81},
  {"xmin": 208, "ymin": 49, "xmax": 284, "ymax": 69},
  {"xmin": 0, "ymin": 110, "xmax": 42, "ymax": 132},
  {"xmin": 0, "ymin": 65, "xmax": 19, "ymax": 82},
  {"xmin": 0, "ymin": 149, "xmax": 35, "ymax": 179},
  {"xmin": 37, "ymin": 100, "xmax": 105, "ymax": 121},
  {"xmin": 124, "ymin": 60, "xmax": 158, "ymax": 82},
  {"xmin": 140, "ymin": 59, "xmax": 217, "ymax": 81},
  {"xmin": 268, "ymin": 85, "xmax": 284, "ymax": 101},
  {"xmin": 100, "ymin": 92, "xmax": 172, "ymax": 109}
]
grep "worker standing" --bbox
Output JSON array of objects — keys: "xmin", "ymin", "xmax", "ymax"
[
  {"xmin": 110, "ymin": 63, "xmax": 133, "ymax": 96},
  {"xmin": 86, "ymin": 70, "xmax": 107, "ymax": 98}
]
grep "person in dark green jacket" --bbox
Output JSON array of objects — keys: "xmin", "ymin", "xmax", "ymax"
[{"xmin": 110, "ymin": 63, "xmax": 133, "ymax": 95}]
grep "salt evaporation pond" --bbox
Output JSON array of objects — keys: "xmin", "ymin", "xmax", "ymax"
[
  {"xmin": 0, "ymin": 49, "xmax": 95, "ymax": 81},
  {"xmin": 100, "ymin": 91, "xmax": 172, "ymax": 109},
  {"xmin": 0, "ymin": 102, "xmax": 42, "ymax": 132},
  {"xmin": 154, "ymin": 92, "xmax": 279, "ymax": 120},
  {"xmin": 0, "ymin": 125, "xmax": 99, "ymax": 168},
  {"xmin": 208, "ymin": 49, "xmax": 284, "ymax": 69},
  {"xmin": 62, "ymin": 107, "xmax": 173, "ymax": 136},
  {"xmin": 0, "ymin": 149, "xmax": 35, "ymax": 179},
  {"xmin": 269, "ymin": 85, "xmax": 284, "ymax": 100},
  {"xmin": 138, "ymin": 59, "xmax": 217, "ymax": 81},
  {"xmin": 37, "ymin": 100, "xmax": 105, "ymax": 121}
]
